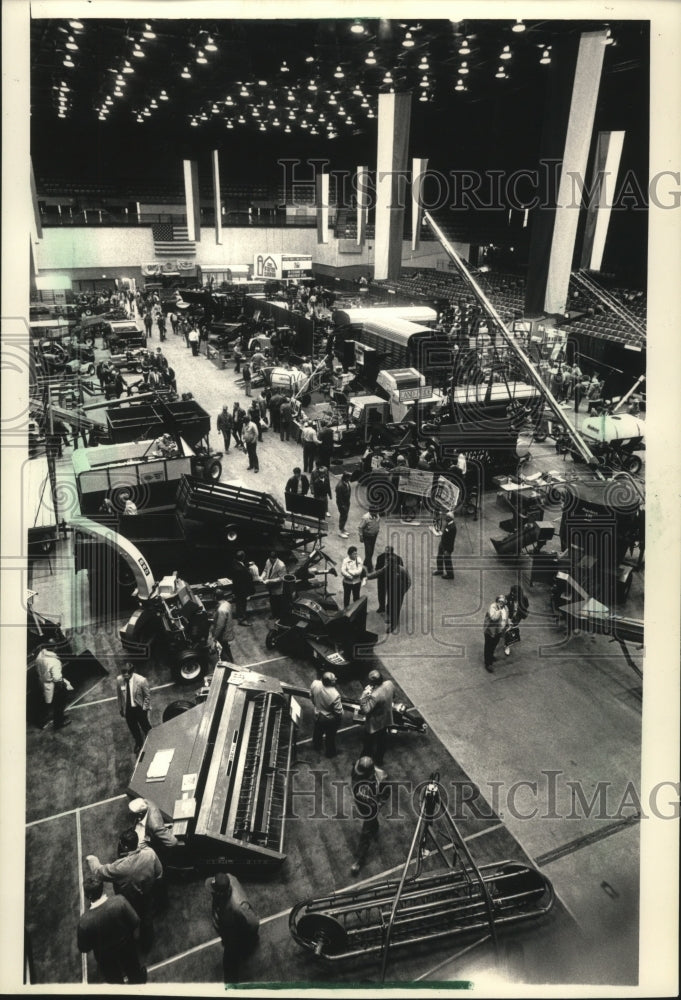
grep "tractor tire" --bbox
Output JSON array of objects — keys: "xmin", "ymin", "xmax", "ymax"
[
  {"xmin": 162, "ymin": 699, "xmax": 195, "ymax": 723},
  {"xmin": 533, "ymin": 427, "xmax": 548, "ymax": 443},
  {"xmin": 173, "ymin": 649, "xmax": 204, "ymax": 685},
  {"xmin": 625, "ymin": 454, "xmax": 642, "ymax": 475},
  {"xmin": 83, "ymin": 334, "xmax": 95, "ymax": 347},
  {"xmin": 205, "ymin": 458, "xmax": 222, "ymax": 481},
  {"xmin": 265, "ymin": 629, "xmax": 280, "ymax": 650}
]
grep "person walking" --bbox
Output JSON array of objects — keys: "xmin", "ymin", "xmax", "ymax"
[
  {"xmin": 232, "ymin": 403, "xmax": 245, "ymax": 448},
  {"xmin": 310, "ymin": 462, "xmax": 332, "ymax": 518},
  {"xmin": 384, "ymin": 561, "xmax": 411, "ymax": 633},
  {"xmin": 231, "ymin": 551, "xmax": 255, "ymax": 626},
  {"xmin": 248, "ymin": 400, "xmax": 263, "ymax": 442},
  {"xmin": 232, "ymin": 342, "xmax": 244, "ymax": 373},
  {"xmin": 143, "ymin": 311, "xmax": 153, "ymax": 340},
  {"xmin": 242, "ymin": 361, "xmax": 252, "ymax": 397},
  {"xmin": 310, "ymin": 672, "xmax": 343, "ymax": 758},
  {"xmin": 349, "ymin": 756, "xmax": 390, "ymax": 876},
  {"xmin": 35, "ymin": 640, "xmax": 73, "ymax": 731},
  {"xmin": 359, "ymin": 670, "xmax": 394, "ymax": 765},
  {"xmin": 260, "ymin": 550, "xmax": 287, "ymax": 620},
  {"xmin": 209, "ymin": 588, "xmax": 235, "ymax": 662},
  {"xmin": 317, "ymin": 421, "xmax": 335, "ymax": 469},
  {"xmin": 242, "ymin": 416, "xmax": 259, "ymax": 473},
  {"xmin": 217, "ymin": 405, "xmax": 233, "ymax": 452},
  {"xmin": 433, "ymin": 511, "xmax": 457, "ymax": 580},
  {"xmin": 268, "ymin": 391, "xmax": 284, "ymax": 434},
  {"xmin": 358, "ymin": 509, "xmax": 381, "ymax": 572},
  {"xmin": 77, "ymin": 874, "xmax": 147, "ymax": 984},
  {"xmin": 335, "ymin": 471, "xmax": 352, "ymax": 538},
  {"xmin": 188, "ymin": 326, "xmax": 200, "ymax": 356},
  {"xmin": 279, "ymin": 397, "xmax": 293, "ymax": 441},
  {"xmin": 205, "ymin": 872, "xmax": 260, "ymax": 984},
  {"xmin": 340, "ymin": 545, "xmax": 366, "ymax": 608},
  {"xmin": 483, "ymin": 595, "xmax": 509, "ymax": 673},
  {"xmin": 503, "ymin": 584, "xmax": 529, "ymax": 658},
  {"xmin": 116, "ymin": 663, "xmax": 152, "ymax": 754},
  {"xmin": 301, "ymin": 421, "xmax": 320, "ymax": 473},
  {"xmin": 157, "ymin": 313, "xmax": 166, "ymax": 342}
]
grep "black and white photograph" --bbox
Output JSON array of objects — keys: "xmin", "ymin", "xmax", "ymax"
[{"xmin": 1, "ymin": 0, "xmax": 679, "ymax": 993}]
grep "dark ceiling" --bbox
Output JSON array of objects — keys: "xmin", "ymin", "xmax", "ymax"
[{"xmin": 31, "ymin": 16, "xmax": 649, "ymax": 185}]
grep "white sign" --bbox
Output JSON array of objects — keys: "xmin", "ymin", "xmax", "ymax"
[
  {"xmin": 253, "ymin": 253, "xmax": 312, "ymax": 280},
  {"xmin": 398, "ymin": 385, "xmax": 432, "ymax": 402}
]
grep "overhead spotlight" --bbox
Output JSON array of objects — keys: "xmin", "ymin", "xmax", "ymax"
[
  {"xmin": 123, "ymin": 60, "xmax": 134, "ymax": 74},
  {"xmin": 132, "ymin": 43, "xmax": 145, "ymax": 58},
  {"xmin": 305, "ymin": 54, "xmax": 314, "ymax": 63},
  {"xmin": 310, "ymin": 126, "xmax": 318, "ymax": 134},
  {"xmin": 495, "ymin": 66, "xmax": 506, "ymax": 79},
  {"xmin": 382, "ymin": 70, "xmax": 393, "ymax": 83},
  {"xmin": 200, "ymin": 111, "xmax": 208, "ymax": 120},
  {"xmin": 338, "ymin": 106, "xmax": 346, "ymax": 115},
  {"xmin": 252, "ymin": 107, "xmax": 260, "ymax": 116},
  {"xmin": 402, "ymin": 31, "xmax": 415, "ymax": 48},
  {"xmin": 258, "ymin": 79, "xmax": 268, "ymax": 86},
  {"xmin": 272, "ymin": 117, "xmax": 280, "ymax": 126},
  {"xmin": 350, "ymin": 20, "xmax": 365, "ymax": 35},
  {"xmin": 66, "ymin": 35, "xmax": 79, "ymax": 50},
  {"xmin": 226, "ymin": 119, "xmax": 234, "ymax": 128},
  {"xmin": 334, "ymin": 65, "xmax": 344, "ymax": 78},
  {"xmin": 361, "ymin": 97, "xmax": 369, "ymax": 107},
  {"xmin": 288, "ymin": 109, "xmax": 296, "ymax": 119},
  {"xmin": 345, "ymin": 116, "xmax": 353, "ymax": 124},
  {"xmin": 458, "ymin": 39, "xmax": 470, "ymax": 55},
  {"xmin": 143, "ymin": 107, "xmax": 151, "ymax": 116},
  {"xmin": 318, "ymin": 112, "xmax": 326, "ymax": 121},
  {"xmin": 540, "ymin": 49, "xmax": 551, "ymax": 65},
  {"xmin": 211, "ymin": 103, "xmax": 219, "ymax": 113},
  {"xmin": 418, "ymin": 57, "xmax": 429, "ymax": 71},
  {"xmin": 419, "ymin": 75, "xmax": 429, "ymax": 88},
  {"xmin": 455, "ymin": 78, "xmax": 465, "ymax": 91},
  {"xmin": 308, "ymin": 80, "xmax": 318, "ymax": 90},
  {"xmin": 190, "ymin": 117, "xmax": 198, "ymax": 127},
  {"xmin": 328, "ymin": 131, "xmax": 337, "ymax": 139},
  {"xmin": 500, "ymin": 44, "xmax": 512, "ymax": 60},
  {"xmin": 225, "ymin": 95, "xmax": 234, "ymax": 105},
  {"xmin": 367, "ymin": 109, "xmax": 375, "ymax": 118},
  {"xmin": 142, "ymin": 23, "xmax": 156, "ymax": 39},
  {"xmin": 259, "ymin": 122, "xmax": 266, "ymax": 131},
  {"xmin": 268, "ymin": 99, "xmax": 275, "ymax": 110},
  {"xmin": 239, "ymin": 85, "xmax": 249, "ymax": 97},
  {"xmin": 205, "ymin": 35, "xmax": 218, "ymax": 52},
  {"xmin": 605, "ymin": 28, "xmax": 614, "ymax": 45},
  {"xmin": 301, "ymin": 120, "xmax": 308, "ymax": 128},
  {"xmin": 238, "ymin": 114, "xmax": 245, "ymax": 123},
  {"xmin": 287, "ymin": 91, "xmax": 295, "ymax": 102},
  {"xmin": 328, "ymin": 94, "xmax": 337, "ymax": 105},
  {"xmin": 63, "ymin": 55, "xmax": 75, "ymax": 67},
  {"xmin": 69, "ymin": 19, "xmax": 84, "ymax": 30},
  {"xmin": 419, "ymin": 92, "xmax": 428, "ymax": 102},
  {"xmin": 114, "ymin": 86, "xmax": 124, "ymax": 97},
  {"xmin": 285, "ymin": 124, "xmax": 291, "ymax": 133},
  {"xmin": 136, "ymin": 113, "xmax": 144, "ymax": 122},
  {"xmin": 159, "ymin": 90, "xmax": 169, "ymax": 101},
  {"xmin": 512, "ymin": 19, "xmax": 526, "ymax": 32},
  {"xmin": 280, "ymin": 60, "xmax": 289, "ymax": 72},
  {"xmin": 365, "ymin": 50, "xmax": 377, "ymax": 65},
  {"xmin": 196, "ymin": 49, "xmax": 207, "ymax": 64},
  {"xmin": 181, "ymin": 65, "xmax": 192, "ymax": 79},
  {"xmin": 305, "ymin": 102, "xmax": 314, "ymax": 113},
  {"xmin": 459, "ymin": 61, "xmax": 469, "ymax": 74}
]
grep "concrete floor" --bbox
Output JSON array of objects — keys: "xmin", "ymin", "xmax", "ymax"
[{"xmin": 26, "ymin": 318, "xmax": 644, "ymax": 987}]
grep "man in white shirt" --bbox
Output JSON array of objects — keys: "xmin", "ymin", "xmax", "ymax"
[
  {"xmin": 260, "ymin": 550, "xmax": 287, "ymax": 619},
  {"xmin": 301, "ymin": 422, "xmax": 320, "ymax": 473},
  {"xmin": 483, "ymin": 595, "xmax": 509, "ymax": 673},
  {"xmin": 35, "ymin": 641, "xmax": 73, "ymax": 730},
  {"xmin": 340, "ymin": 546, "xmax": 366, "ymax": 608},
  {"xmin": 310, "ymin": 672, "xmax": 343, "ymax": 758}
]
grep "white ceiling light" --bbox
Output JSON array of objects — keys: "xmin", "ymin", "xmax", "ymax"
[
  {"xmin": 512, "ymin": 19, "xmax": 526, "ymax": 32},
  {"xmin": 455, "ymin": 78, "xmax": 465, "ymax": 91},
  {"xmin": 205, "ymin": 35, "xmax": 218, "ymax": 52},
  {"xmin": 132, "ymin": 43, "xmax": 145, "ymax": 58},
  {"xmin": 350, "ymin": 20, "xmax": 364, "ymax": 35},
  {"xmin": 123, "ymin": 61, "xmax": 134, "ymax": 74},
  {"xmin": 540, "ymin": 49, "xmax": 551, "ymax": 65},
  {"xmin": 459, "ymin": 38, "xmax": 470, "ymax": 55},
  {"xmin": 160, "ymin": 90, "xmax": 168, "ymax": 101},
  {"xmin": 280, "ymin": 61, "xmax": 289, "ymax": 72},
  {"xmin": 459, "ymin": 61, "xmax": 469, "ymax": 75},
  {"xmin": 334, "ymin": 65, "xmax": 344, "ymax": 78},
  {"xmin": 196, "ymin": 49, "xmax": 207, "ymax": 64},
  {"xmin": 63, "ymin": 55, "xmax": 75, "ymax": 67},
  {"xmin": 69, "ymin": 19, "xmax": 84, "ymax": 30},
  {"xmin": 142, "ymin": 24, "xmax": 156, "ymax": 39},
  {"xmin": 66, "ymin": 35, "xmax": 79, "ymax": 50},
  {"xmin": 495, "ymin": 65, "xmax": 506, "ymax": 79},
  {"xmin": 181, "ymin": 65, "xmax": 192, "ymax": 79},
  {"xmin": 419, "ymin": 75, "xmax": 429, "ymax": 88},
  {"xmin": 365, "ymin": 50, "xmax": 376, "ymax": 65},
  {"xmin": 402, "ymin": 32, "xmax": 415, "ymax": 48},
  {"xmin": 500, "ymin": 44, "xmax": 512, "ymax": 60}
]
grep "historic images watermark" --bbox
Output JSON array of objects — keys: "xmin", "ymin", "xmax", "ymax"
[
  {"xmin": 285, "ymin": 769, "xmax": 679, "ymax": 823},
  {"xmin": 278, "ymin": 158, "xmax": 681, "ymax": 212}
]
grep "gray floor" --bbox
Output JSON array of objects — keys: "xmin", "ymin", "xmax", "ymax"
[{"xmin": 28, "ymin": 318, "xmax": 643, "ymax": 985}]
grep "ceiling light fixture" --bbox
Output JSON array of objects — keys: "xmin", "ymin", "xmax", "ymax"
[
  {"xmin": 459, "ymin": 61, "xmax": 469, "ymax": 74},
  {"xmin": 225, "ymin": 95, "xmax": 234, "ymax": 105},
  {"xmin": 500, "ymin": 44, "xmax": 512, "ymax": 60},
  {"xmin": 280, "ymin": 60, "xmax": 289, "ymax": 72},
  {"xmin": 419, "ymin": 75, "xmax": 429, "ymax": 88},
  {"xmin": 382, "ymin": 71, "xmax": 393, "ymax": 83},
  {"xmin": 190, "ymin": 117, "xmax": 198, "ymax": 127},
  {"xmin": 181, "ymin": 65, "xmax": 192, "ymax": 79},
  {"xmin": 455, "ymin": 78, "xmax": 465, "ymax": 91},
  {"xmin": 418, "ymin": 57, "xmax": 429, "ymax": 71},
  {"xmin": 205, "ymin": 35, "xmax": 217, "ymax": 52},
  {"xmin": 305, "ymin": 54, "xmax": 314, "ymax": 63},
  {"xmin": 459, "ymin": 38, "xmax": 470, "ymax": 55},
  {"xmin": 196, "ymin": 49, "xmax": 207, "ymax": 64},
  {"xmin": 334, "ymin": 65, "xmax": 344, "ymax": 78},
  {"xmin": 540, "ymin": 49, "xmax": 551, "ymax": 65},
  {"xmin": 351, "ymin": 20, "xmax": 365, "ymax": 34},
  {"xmin": 361, "ymin": 97, "xmax": 369, "ymax": 107},
  {"xmin": 402, "ymin": 31, "xmax": 415, "ymax": 48},
  {"xmin": 160, "ymin": 90, "xmax": 168, "ymax": 101},
  {"xmin": 123, "ymin": 61, "xmax": 134, "ymax": 74},
  {"xmin": 365, "ymin": 50, "xmax": 376, "ymax": 65},
  {"xmin": 63, "ymin": 55, "xmax": 74, "ymax": 67},
  {"xmin": 285, "ymin": 124, "xmax": 291, "ymax": 133},
  {"xmin": 69, "ymin": 19, "xmax": 84, "ymax": 30},
  {"xmin": 495, "ymin": 65, "xmax": 506, "ymax": 79},
  {"xmin": 66, "ymin": 35, "xmax": 78, "ymax": 51},
  {"xmin": 142, "ymin": 24, "xmax": 156, "ymax": 39},
  {"xmin": 605, "ymin": 28, "xmax": 614, "ymax": 45},
  {"xmin": 258, "ymin": 79, "xmax": 267, "ymax": 86},
  {"xmin": 226, "ymin": 119, "xmax": 234, "ymax": 128},
  {"xmin": 419, "ymin": 92, "xmax": 428, "ymax": 102},
  {"xmin": 328, "ymin": 94, "xmax": 337, "ymax": 105},
  {"xmin": 132, "ymin": 43, "xmax": 145, "ymax": 58},
  {"xmin": 512, "ymin": 19, "xmax": 526, "ymax": 32},
  {"xmin": 308, "ymin": 80, "xmax": 318, "ymax": 90}
]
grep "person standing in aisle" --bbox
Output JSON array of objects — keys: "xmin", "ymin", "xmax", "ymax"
[
  {"xmin": 483, "ymin": 595, "xmax": 509, "ymax": 673},
  {"xmin": 268, "ymin": 391, "xmax": 284, "ymax": 434},
  {"xmin": 232, "ymin": 402, "xmax": 245, "ymax": 448},
  {"xmin": 242, "ymin": 361, "xmax": 252, "ymax": 397},
  {"xmin": 503, "ymin": 584, "xmax": 529, "ymax": 658},
  {"xmin": 248, "ymin": 400, "xmax": 263, "ymax": 442},
  {"xmin": 260, "ymin": 550, "xmax": 287, "ymax": 620},
  {"xmin": 310, "ymin": 672, "xmax": 343, "ymax": 758},
  {"xmin": 217, "ymin": 405, "xmax": 233, "ymax": 453},
  {"xmin": 340, "ymin": 545, "xmax": 366, "ymax": 608},
  {"xmin": 335, "ymin": 471, "xmax": 352, "ymax": 538},
  {"xmin": 205, "ymin": 872, "xmax": 260, "ymax": 984},
  {"xmin": 279, "ymin": 397, "xmax": 293, "ymax": 441},
  {"xmin": 143, "ymin": 310, "xmax": 153, "ymax": 340},
  {"xmin": 359, "ymin": 670, "xmax": 394, "ymax": 765},
  {"xmin": 231, "ymin": 551, "xmax": 255, "ymax": 626},
  {"xmin": 77, "ymin": 875, "xmax": 147, "ymax": 984},
  {"xmin": 35, "ymin": 640, "xmax": 73, "ymax": 730},
  {"xmin": 317, "ymin": 421, "xmax": 335, "ymax": 469},
  {"xmin": 301, "ymin": 421, "xmax": 319, "ymax": 473},
  {"xmin": 116, "ymin": 663, "xmax": 152, "ymax": 754},
  {"xmin": 358, "ymin": 509, "xmax": 381, "ymax": 572},
  {"xmin": 349, "ymin": 756, "xmax": 390, "ymax": 876},
  {"xmin": 310, "ymin": 462, "xmax": 332, "ymax": 518},
  {"xmin": 242, "ymin": 415, "xmax": 259, "ymax": 473},
  {"xmin": 209, "ymin": 588, "xmax": 235, "ymax": 662},
  {"xmin": 233, "ymin": 341, "xmax": 244, "ymax": 373},
  {"xmin": 285, "ymin": 466, "xmax": 310, "ymax": 497},
  {"xmin": 366, "ymin": 545, "xmax": 403, "ymax": 616},
  {"xmin": 433, "ymin": 512, "xmax": 457, "ymax": 580}
]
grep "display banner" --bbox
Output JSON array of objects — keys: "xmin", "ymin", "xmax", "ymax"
[{"xmin": 374, "ymin": 92, "xmax": 412, "ymax": 280}]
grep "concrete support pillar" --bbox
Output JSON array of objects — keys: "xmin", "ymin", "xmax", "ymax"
[
  {"xmin": 183, "ymin": 159, "xmax": 200, "ymax": 241},
  {"xmin": 212, "ymin": 150, "xmax": 222, "ymax": 245},
  {"xmin": 374, "ymin": 92, "xmax": 412, "ymax": 280},
  {"xmin": 580, "ymin": 131, "xmax": 625, "ymax": 271}
]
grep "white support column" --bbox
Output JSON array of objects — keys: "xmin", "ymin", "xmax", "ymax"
[
  {"xmin": 581, "ymin": 131, "xmax": 625, "ymax": 271},
  {"xmin": 374, "ymin": 92, "xmax": 412, "ymax": 280},
  {"xmin": 356, "ymin": 165, "xmax": 369, "ymax": 246},
  {"xmin": 316, "ymin": 173, "xmax": 329, "ymax": 244},
  {"xmin": 411, "ymin": 157, "xmax": 428, "ymax": 251},
  {"xmin": 183, "ymin": 159, "xmax": 201, "ymax": 242},
  {"xmin": 212, "ymin": 150, "xmax": 223, "ymax": 245}
]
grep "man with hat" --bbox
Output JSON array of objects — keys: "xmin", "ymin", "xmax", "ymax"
[
  {"xmin": 433, "ymin": 511, "xmax": 457, "ymax": 580},
  {"xmin": 359, "ymin": 670, "xmax": 395, "ymax": 766},
  {"xmin": 310, "ymin": 672, "xmax": 344, "ymax": 758},
  {"xmin": 483, "ymin": 595, "xmax": 509, "ymax": 673},
  {"xmin": 128, "ymin": 797, "xmax": 179, "ymax": 855},
  {"xmin": 205, "ymin": 872, "xmax": 260, "ymax": 983},
  {"xmin": 350, "ymin": 756, "xmax": 390, "ymax": 876}
]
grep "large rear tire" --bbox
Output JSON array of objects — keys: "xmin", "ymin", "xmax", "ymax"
[
  {"xmin": 205, "ymin": 458, "xmax": 222, "ymax": 481},
  {"xmin": 162, "ymin": 699, "xmax": 195, "ymax": 723},
  {"xmin": 265, "ymin": 629, "xmax": 280, "ymax": 650}
]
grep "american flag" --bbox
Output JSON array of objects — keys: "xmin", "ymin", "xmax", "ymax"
[{"xmin": 151, "ymin": 223, "xmax": 196, "ymax": 256}]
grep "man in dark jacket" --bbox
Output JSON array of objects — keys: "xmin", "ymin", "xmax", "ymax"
[
  {"xmin": 317, "ymin": 421, "xmax": 335, "ymax": 468},
  {"xmin": 310, "ymin": 463, "xmax": 332, "ymax": 517},
  {"xmin": 335, "ymin": 471, "xmax": 352, "ymax": 538},
  {"xmin": 279, "ymin": 398, "xmax": 294, "ymax": 441},
  {"xmin": 217, "ymin": 405, "xmax": 233, "ymax": 452},
  {"xmin": 231, "ymin": 551, "xmax": 254, "ymax": 625},
  {"xmin": 268, "ymin": 392, "xmax": 285, "ymax": 433},
  {"xmin": 367, "ymin": 545, "xmax": 404, "ymax": 615},
  {"xmin": 77, "ymin": 874, "xmax": 146, "ymax": 984},
  {"xmin": 359, "ymin": 670, "xmax": 395, "ymax": 765},
  {"xmin": 350, "ymin": 756, "xmax": 390, "ymax": 875},
  {"xmin": 285, "ymin": 467, "xmax": 310, "ymax": 497},
  {"xmin": 206, "ymin": 872, "xmax": 260, "ymax": 983},
  {"xmin": 433, "ymin": 511, "xmax": 457, "ymax": 579}
]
